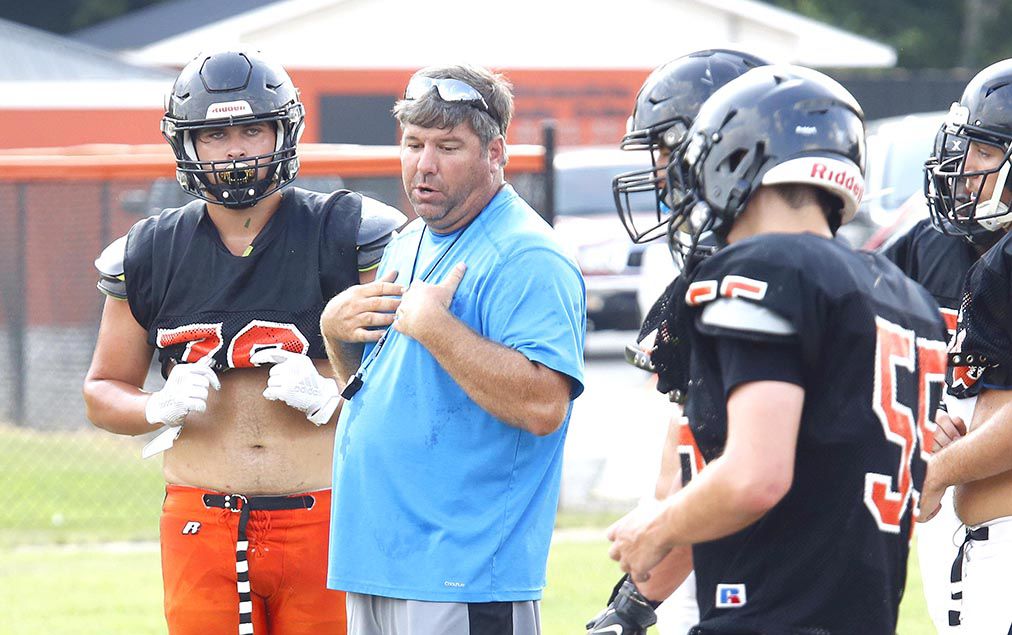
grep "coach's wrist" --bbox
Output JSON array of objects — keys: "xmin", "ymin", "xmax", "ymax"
[{"xmin": 410, "ymin": 305, "xmax": 460, "ymax": 349}]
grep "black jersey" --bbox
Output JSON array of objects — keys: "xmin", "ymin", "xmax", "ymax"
[
  {"xmin": 680, "ymin": 233, "xmax": 947, "ymax": 634},
  {"xmin": 122, "ymin": 188, "xmax": 361, "ymax": 374},
  {"xmin": 879, "ymin": 218, "xmax": 980, "ymax": 335},
  {"xmin": 948, "ymin": 231, "xmax": 1012, "ymax": 399}
]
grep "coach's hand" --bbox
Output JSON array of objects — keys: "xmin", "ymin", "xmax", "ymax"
[
  {"xmin": 394, "ymin": 262, "xmax": 466, "ymax": 344},
  {"xmin": 145, "ymin": 358, "xmax": 220, "ymax": 427},
  {"xmin": 585, "ymin": 577, "xmax": 657, "ymax": 635},
  {"xmin": 321, "ymin": 270, "xmax": 403, "ymax": 343},
  {"xmin": 250, "ymin": 349, "xmax": 340, "ymax": 425}
]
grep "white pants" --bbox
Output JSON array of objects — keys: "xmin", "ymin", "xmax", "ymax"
[
  {"xmin": 655, "ymin": 571, "xmax": 698, "ymax": 635},
  {"xmin": 956, "ymin": 516, "xmax": 1012, "ymax": 634},
  {"xmin": 917, "ymin": 487, "xmax": 962, "ymax": 634}
]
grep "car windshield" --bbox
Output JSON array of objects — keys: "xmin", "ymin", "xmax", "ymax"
[
  {"xmin": 863, "ymin": 113, "xmax": 944, "ymax": 219},
  {"xmin": 555, "ymin": 160, "xmax": 655, "ymax": 216},
  {"xmin": 878, "ymin": 131, "xmax": 937, "ymax": 210}
]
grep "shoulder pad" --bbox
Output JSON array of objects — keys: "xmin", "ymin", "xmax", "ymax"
[
  {"xmin": 699, "ymin": 298, "xmax": 796, "ymax": 337},
  {"xmin": 95, "ymin": 235, "xmax": 128, "ymax": 299},
  {"xmin": 95, "ymin": 235, "xmax": 127, "ymax": 277},
  {"xmin": 357, "ymin": 197, "xmax": 407, "ymax": 271},
  {"xmin": 358, "ymin": 196, "xmax": 407, "ymax": 247},
  {"xmin": 687, "ymin": 235, "xmax": 829, "ymax": 343}
]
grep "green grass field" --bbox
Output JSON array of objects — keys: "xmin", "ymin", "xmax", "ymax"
[
  {"xmin": 0, "ymin": 426, "xmax": 163, "ymax": 547},
  {"xmin": 1, "ymin": 536, "xmax": 934, "ymax": 634},
  {"xmin": 0, "ymin": 425, "xmax": 935, "ymax": 634}
]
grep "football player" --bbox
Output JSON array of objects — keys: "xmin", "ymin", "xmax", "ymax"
[
  {"xmin": 607, "ymin": 65, "xmax": 948, "ymax": 633},
  {"xmin": 83, "ymin": 50, "xmax": 404, "ymax": 635},
  {"xmin": 879, "ymin": 121, "xmax": 1002, "ymax": 633},
  {"xmin": 587, "ymin": 49, "xmax": 767, "ymax": 635},
  {"xmin": 918, "ymin": 58, "xmax": 1012, "ymax": 634}
]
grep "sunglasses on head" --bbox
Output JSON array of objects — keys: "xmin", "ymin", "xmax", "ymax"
[{"xmin": 404, "ymin": 76, "xmax": 502, "ymax": 132}]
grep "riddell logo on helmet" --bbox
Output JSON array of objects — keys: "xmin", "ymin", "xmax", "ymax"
[
  {"xmin": 810, "ymin": 162, "xmax": 864, "ymax": 200},
  {"xmin": 206, "ymin": 100, "xmax": 254, "ymax": 119}
]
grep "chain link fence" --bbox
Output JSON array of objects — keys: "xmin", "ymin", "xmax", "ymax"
[{"xmin": 0, "ymin": 145, "xmax": 552, "ymax": 546}]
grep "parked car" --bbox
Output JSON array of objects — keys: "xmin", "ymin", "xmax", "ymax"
[{"xmin": 552, "ymin": 146, "xmax": 662, "ymax": 331}]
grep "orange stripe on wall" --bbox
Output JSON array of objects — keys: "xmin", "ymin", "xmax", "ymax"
[{"xmin": 1, "ymin": 67, "xmax": 653, "ymax": 150}]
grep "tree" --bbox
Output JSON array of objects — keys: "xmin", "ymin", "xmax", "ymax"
[
  {"xmin": 0, "ymin": 0, "xmax": 169, "ymax": 34},
  {"xmin": 765, "ymin": 0, "xmax": 1012, "ymax": 69}
]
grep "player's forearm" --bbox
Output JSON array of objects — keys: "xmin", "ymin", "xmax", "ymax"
[
  {"xmin": 652, "ymin": 455, "xmax": 779, "ymax": 546},
  {"xmin": 638, "ymin": 417, "xmax": 693, "ymax": 601},
  {"xmin": 654, "ymin": 415, "xmax": 683, "ymax": 500},
  {"xmin": 417, "ymin": 314, "xmax": 570, "ymax": 436},
  {"xmin": 82, "ymin": 379, "xmax": 153, "ymax": 436},
  {"xmin": 930, "ymin": 388, "xmax": 1012, "ymax": 487},
  {"xmin": 636, "ymin": 545, "xmax": 693, "ymax": 602}
]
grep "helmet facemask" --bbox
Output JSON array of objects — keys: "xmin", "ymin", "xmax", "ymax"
[
  {"xmin": 163, "ymin": 104, "xmax": 304, "ymax": 210},
  {"xmin": 613, "ymin": 118, "xmax": 691, "ymax": 244},
  {"xmin": 662, "ymin": 132, "xmax": 721, "ymax": 272}
]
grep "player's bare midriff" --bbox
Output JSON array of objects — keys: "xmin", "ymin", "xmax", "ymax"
[
  {"xmin": 160, "ymin": 360, "xmax": 336, "ymax": 495},
  {"xmin": 954, "ymin": 470, "xmax": 1012, "ymax": 527}
]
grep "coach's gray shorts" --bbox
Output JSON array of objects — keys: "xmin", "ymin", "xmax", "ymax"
[{"xmin": 346, "ymin": 592, "xmax": 542, "ymax": 635}]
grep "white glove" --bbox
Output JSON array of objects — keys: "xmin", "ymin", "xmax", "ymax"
[
  {"xmin": 250, "ymin": 349, "xmax": 340, "ymax": 425},
  {"xmin": 145, "ymin": 358, "xmax": 221, "ymax": 426}
]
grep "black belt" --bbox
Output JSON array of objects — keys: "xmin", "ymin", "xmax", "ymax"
[
  {"xmin": 202, "ymin": 493, "xmax": 316, "ymax": 513},
  {"xmin": 949, "ymin": 525, "xmax": 989, "ymax": 627},
  {"xmin": 202, "ymin": 493, "xmax": 315, "ymax": 635}
]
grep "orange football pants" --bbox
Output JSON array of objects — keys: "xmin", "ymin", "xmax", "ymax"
[{"xmin": 160, "ymin": 485, "xmax": 346, "ymax": 635}]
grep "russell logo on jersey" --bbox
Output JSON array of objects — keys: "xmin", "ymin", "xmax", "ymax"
[{"xmin": 716, "ymin": 583, "xmax": 747, "ymax": 608}]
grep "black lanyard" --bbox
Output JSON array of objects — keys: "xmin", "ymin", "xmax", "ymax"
[
  {"xmin": 341, "ymin": 222, "xmax": 469, "ymax": 400},
  {"xmin": 409, "ymin": 224, "xmax": 466, "ymax": 284}
]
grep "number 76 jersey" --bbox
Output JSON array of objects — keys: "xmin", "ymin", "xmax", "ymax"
[
  {"xmin": 681, "ymin": 233, "xmax": 948, "ymax": 635},
  {"xmin": 94, "ymin": 188, "xmax": 404, "ymax": 375}
]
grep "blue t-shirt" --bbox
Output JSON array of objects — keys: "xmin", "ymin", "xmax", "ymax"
[{"xmin": 327, "ymin": 185, "xmax": 586, "ymax": 602}]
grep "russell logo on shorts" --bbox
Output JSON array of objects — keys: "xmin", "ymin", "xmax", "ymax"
[{"xmin": 181, "ymin": 521, "xmax": 201, "ymax": 535}]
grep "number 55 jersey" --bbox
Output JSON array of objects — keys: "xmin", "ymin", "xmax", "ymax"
[{"xmin": 679, "ymin": 233, "xmax": 948, "ymax": 634}]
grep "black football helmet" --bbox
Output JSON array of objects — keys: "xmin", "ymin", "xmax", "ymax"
[
  {"xmin": 613, "ymin": 49, "xmax": 768, "ymax": 244},
  {"xmin": 161, "ymin": 50, "xmax": 305, "ymax": 209},
  {"xmin": 667, "ymin": 65, "xmax": 866, "ymax": 270},
  {"xmin": 925, "ymin": 59, "xmax": 1012, "ymax": 242}
]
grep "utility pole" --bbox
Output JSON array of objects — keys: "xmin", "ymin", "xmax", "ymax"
[{"xmin": 961, "ymin": 0, "xmax": 998, "ymax": 68}]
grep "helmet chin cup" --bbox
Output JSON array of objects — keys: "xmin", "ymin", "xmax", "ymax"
[{"xmin": 976, "ymin": 199, "xmax": 1012, "ymax": 231}]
